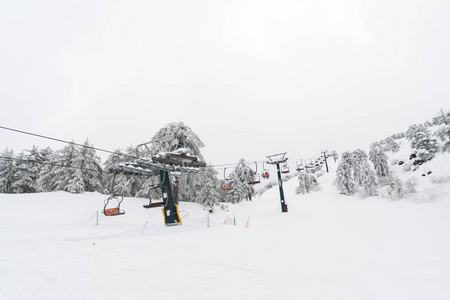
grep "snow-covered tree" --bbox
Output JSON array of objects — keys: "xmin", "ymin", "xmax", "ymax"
[
  {"xmin": 74, "ymin": 139, "xmax": 104, "ymax": 192},
  {"xmin": 351, "ymin": 149, "xmax": 366, "ymax": 186},
  {"xmin": 146, "ymin": 122, "xmax": 205, "ymax": 159},
  {"xmin": 387, "ymin": 175, "xmax": 404, "ymax": 199},
  {"xmin": 336, "ymin": 151, "xmax": 355, "ymax": 195},
  {"xmin": 369, "ymin": 142, "xmax": 390, "ymax": 180},
  {"xmin": 414, "ymin": 132, "xmax": 438, "ymax": 162},
  {"xmin": 137, "ymin": 122, "xmax": 206, "ymax": 202},
  {"xmin": 103, "ymin": 148, "xmax": 125, "ymax": 193},
  {"xmin": 0, "ymin": 149, "xmax": 16, "ymax": 193},
  {"xmin": 195, "ymin": 166, "xmax": 221, "ymax": 208},
  {"xmin": 107, "ymin": 146, "xmax": 143, "ymax": 197},
  {"xmin": 296, "ymin": 171, "xmax": 318, "ymax": 194},
  {"xmin": 66, "ymin": 169, "xmax": 85, "ymax": 193},
  {"xmin": 406, "ymin": 124, "xmax": 426, "ymax": 141},
  {"xmin": 37, "ymin": 148, "xmax": 58, "ymax": 192},
  {"xmin": 383, "ymin": 137, "xmax": 400, "ymax": 153},
  {"xmin": 11, "ymin": 146, "xmax": 44, "ymax": 193},
  {"xmin": 432, "ymin": 108, "xmax": 450, "ymax": 126},
  {"xmin": 434, "ymin": 124, "xmax": 450, "ymax": 152},
  {"xmin": 233, "ymin": 159, "xmax": 256, "ymax": 201},
  {"xmin": 224, "ymin": 172, "xmax": 246, "ymax": 203},
  {"xmin": 57, "ymin": 142, "xmax": 79, "ymax": 191},
  {"xmin": 360, "ymin": 163, "xmax": 378, "ymax": 197}
]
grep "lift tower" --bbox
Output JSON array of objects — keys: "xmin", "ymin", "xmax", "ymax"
[
  {"xmin": 112, "ymin": 149, "xmax": 205, "ymax": 225},
  {"xmin": 266, "ymin": 152, "xmax": 288, "ymax": 213}
]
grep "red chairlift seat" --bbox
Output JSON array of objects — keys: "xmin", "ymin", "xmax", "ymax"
[
  {"xmin": 221, "ymin": 184, "xmax": 232, "ymax": 190},
  {"xmin": 261, "ymin": 170, "xmax": 270, "ymax": 178},
  {"xmin": 103, "ymin": 195, "xmax": 125, "ymax": 216}
]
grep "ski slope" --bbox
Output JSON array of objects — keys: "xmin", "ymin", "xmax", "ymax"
[{"xmin": 1, "ymin": 159, "xmax": 450, "ymax": 300}]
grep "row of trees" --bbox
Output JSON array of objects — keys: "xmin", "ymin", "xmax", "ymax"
[
  {"xmin": 336, "ymin": 109, "xmax": 450, "ymax": 198},
  {"xmin": 0, "ymin": 141, "xmax": 103, "ymax": 194},
  {"xmin": 0, "ymin": 122, "xmax": 262, "ymax": 208}
]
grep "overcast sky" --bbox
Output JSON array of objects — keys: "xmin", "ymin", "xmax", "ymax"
[{"xmin": 1, "ymin": 0, "xmax": 449, "ymax": 168}]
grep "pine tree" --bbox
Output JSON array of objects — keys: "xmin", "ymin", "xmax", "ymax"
[
  {"xmin": 352, "ymin": 149, "xmax": 366, "ymax": 186},
  {"xmin": 361, "ymin": 163, "xmax": 378, "ymax": 196},
  {"xmin": 336, "ymin": 151, "xmax": 355, "ymax": 195},
  {"xmin": 351, "ymin": 149, "xmax": 378, "ymax": 196},
  {"xmin": 297, "ymin": 171, "xmax": 318, "ymax": 194},
  {"xmin": 233, "ymin": 159, "xmax": 256, "ymax": 201},
  {"xmin": 11, "ymin": 150, "xmax": 36, "ymax": 193},
  {"xmin": 434, "ymin": 124, "xmax": 450, "ymax": 153},
  {"xmin": 37, "ymin": 147, "xmax": 58, "ymax": 192},
  {"xmin": 179, "ymin": 173, "xmax": 198, "ymax": 202},
  {"xmin": 103, "ymin": 148, "xmax": 125, "ymax": 193},
  {"xmin": 66, "ymin": 169, "xmax": 85, "ymax": 193},
  {"xmin": 0, "ymin": 149, "xmax": 16, "ymax": 193},
  {"xmin": 383, "ymin": 137, "xmax": 400, "ymax": 153},
  {"xmin": 369, "ymin": 143, "xmax": 390, "ymax": 180},
  {"xmin": 195, "ymin": 166, "xmax": 221, "ymax": 208},
  {"xmin": 225, "ymin": 172, "xmax": 246, "ymax": 203},
  {"xmin": 57, "ymin": 142, "xmax": 79, "ymax": 192},
  {"xmin": 146, "ymin": 122, "xmax": 205, "ymax": 159},
  {"xmin": 78, "ymin": 139, "xmax": 103, "ymax": 192}
]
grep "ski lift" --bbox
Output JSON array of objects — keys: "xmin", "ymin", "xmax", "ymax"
[
  {"xmin": 143, "ymin": 185, "xmax": 167, "ymax": 208},
  {"xmin": 103, "ymin": 195, "xmax": 125, "ymax": 216},
  {"xmin": 296, "ymin": 160, "xmax": 304, "ymax": 171},
  {"xmin": 261, "ymin": 162, "xmax": 270, "ymax": 179},
  {"xmin": 281, "ymin": 163, "xmax": 290, "ymax": 174},
  {"xmin": 221, "ymin": 168, "xmax": 232, "ymax": 190},
  {"xmin": 248, "ymin": 173, "xmax": 261, "ymax": 185},
  {"xmin": 247, "ymin": 162, "xmax": 261, "ymax": 185}
]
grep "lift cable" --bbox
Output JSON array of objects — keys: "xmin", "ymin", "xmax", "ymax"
[
  {"xmin": 0, "ymin": 125, "xmax": 138, "ymax": 160},
  {"xmin": 0, "ymin": 125, "xmax": 294, "ymax": 170}
]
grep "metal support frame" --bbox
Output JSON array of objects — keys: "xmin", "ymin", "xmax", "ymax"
[
  {"xmin": 321, "ymin": 150, "xmax": 329, "ymax": 173},
  {"xmin": 266, "ymin": 152, "xmax": 288, "ymax": 213},
  {"xmin": 112, "ymin": 154, "xmax": 203, "ymax": 226}
]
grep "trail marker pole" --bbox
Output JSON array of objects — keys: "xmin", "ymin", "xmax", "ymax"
[
  {"xmin": 267, "ymin": 152, "xmax": 288, "ymax": 213},
  {"xmin": 141, "ymin": 222, "xmax": 148, "ymax": 236}
]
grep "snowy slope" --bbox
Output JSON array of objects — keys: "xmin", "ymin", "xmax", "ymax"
[{"xmin": 1, "ymin": 159, "xmax": 450, "ymax": 300}]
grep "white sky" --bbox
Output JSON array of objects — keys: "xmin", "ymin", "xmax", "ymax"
[{"xmin": 1, "ymin": 0, "xmax": 449, "ymax": 168}]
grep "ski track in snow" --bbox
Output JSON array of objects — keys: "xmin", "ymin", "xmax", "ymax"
[{"xmin": 1, "ymin": 158, "xmax": 450, "ymax": 299}]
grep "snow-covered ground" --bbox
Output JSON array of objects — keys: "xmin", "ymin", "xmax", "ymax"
[{"xmin": 1, "ymin": 158, "xmax": 450, "ymax": 300}]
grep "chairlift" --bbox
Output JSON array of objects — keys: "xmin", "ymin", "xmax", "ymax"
[
  {"xmin": 103, "ymin": 195, "xmax": 125, "ymax": 216},
  {"xmin": 261, "ymin": 162, "xmax": 270, "ymax": 179},
  {"xmin": 281, "ymin": 163, "xmax": 290, "ymax": 174},
  {"xmin": 143, "ymin": 185, "xmax": 167, "ymax": 209},
  {"xmin": 221, "ymin": 168, "xmax": 233, "ymax": 190},
  {"xmin": 296, "ymin": 160, "xmax": 304, "ymax": 171},
  {"xmin": 247, "ymin": 162, "xmax": 261, "ymax": 185}
]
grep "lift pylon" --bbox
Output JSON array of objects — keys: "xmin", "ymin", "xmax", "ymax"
[
  {"xmin": 266, "ymin": 152, "xmax": 288, "ymax": 213},
  {"xmin": 111, "ymin": 151, "xmax": 204, "ymax": 226}
]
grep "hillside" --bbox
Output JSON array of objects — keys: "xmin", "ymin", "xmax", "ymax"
[{"xmin": 1, "ymin": 156, "xmax": 450, "ymax": 300}]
